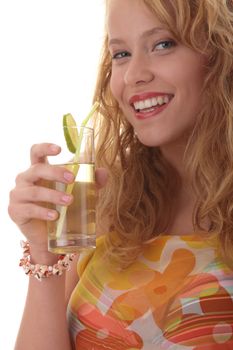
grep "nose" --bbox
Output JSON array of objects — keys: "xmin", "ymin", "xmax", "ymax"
[{"xmin": 124, "ymin": 52, "xmax": 154, "ymax": 86}]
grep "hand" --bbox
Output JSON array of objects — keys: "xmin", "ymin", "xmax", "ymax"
[{"xmin": 8, "ymin": 142, "xmax": 108, "ymax": 253}]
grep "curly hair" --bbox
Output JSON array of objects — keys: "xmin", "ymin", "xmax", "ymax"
[{"xmin": 92, "ymin": 0, "xmax": 233, "ymax": 268}]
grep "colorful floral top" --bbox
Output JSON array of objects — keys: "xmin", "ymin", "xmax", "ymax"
[{"xmin": 67, "ymin": 233, "xmax": 233, "ymax": 349}]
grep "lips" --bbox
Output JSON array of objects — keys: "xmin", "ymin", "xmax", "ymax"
[
  {"xmin": 129, "ymin": 92, "xmax": 173, "ymax": 105},
  {"xmin": 129, "ymin": 92, "xmax": 174, "ymax": 120}
]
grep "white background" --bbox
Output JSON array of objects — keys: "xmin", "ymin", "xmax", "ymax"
[{"xmin": 0, "ymin": 1, "xmax": 105, "ymax": 348}]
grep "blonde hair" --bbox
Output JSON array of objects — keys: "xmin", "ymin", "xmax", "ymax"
[{"xmin": 93, "ymin": 0, "xmax": 233, "ymax": 267}]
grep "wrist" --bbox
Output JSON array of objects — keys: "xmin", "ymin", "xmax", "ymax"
[
  {"xmin": 19, "ymin": 241, "xmax": 75, "ymax": 281},
  {"xmin": 29, "ymin": 244, "xmax": 59, "ymax": 265}
]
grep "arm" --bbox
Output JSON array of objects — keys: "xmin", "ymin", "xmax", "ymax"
[
  {"xmin": 8, "ymin": 143, "xmax": 107, "ymax": 349},
  {"xmin": 8, "ymin": 143, "xmax": 76, "ymax": 350},
  {"xmin": 15, "ymin": 249, "xmax": 75, "ymax": 350},
  {"xmin": 15, "ymin": 248, "xmax": 80, "ymax": 350}
]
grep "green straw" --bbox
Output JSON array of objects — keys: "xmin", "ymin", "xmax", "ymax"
[{"xmin": 56, "ymin": 102, "xmax": 99, "ymax": 239}]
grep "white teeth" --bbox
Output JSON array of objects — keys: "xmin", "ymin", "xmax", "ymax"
[
  {"xmin": 152, "ymin": 97, "xmax": 157, "ymax": 105},
  {"xmin": 133, "ymin": 95, "xmax": 170, "ymax": 111},
  {"xmin": 157, "ymin": 96, "xmax": 164, "ymax": 105},
  {"xmin": 144, "ymin": 99, "xmax": 152, "ymax": 108},
  {"xmin": 139, "ymin": 101, "xmax": 145, "ymax": 110}
]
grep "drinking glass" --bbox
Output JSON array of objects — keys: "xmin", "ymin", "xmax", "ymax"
[{"xmin": 47, "ymin": 125, "xmax": 96, "ymax": 254}]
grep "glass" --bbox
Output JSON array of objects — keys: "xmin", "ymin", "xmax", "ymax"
[{"xmin": 47, "ymin": 125, "xmax": 96, "ymax": 254}]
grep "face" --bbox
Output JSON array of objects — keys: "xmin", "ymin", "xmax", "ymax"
[{"xmin": 107, "ymin": 0, "xmax": 206, "ymax": 149}]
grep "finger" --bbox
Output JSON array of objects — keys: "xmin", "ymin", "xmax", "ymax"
[
  {"xmin": 10, "ymin": 186, "xmax": 73, "ymax": 206},
  {"xmin": 15, "ymin": 163, "xmax": 75, "ymax": 185},
  {"xmin": 95, "ymin": 168, "xmax": 108, "ymax": 190},
  {"xmin": 30, "ymin": 143, "xmax": 61, "ymax": 165},
  {"xmin": 8, "ymin": 202, "xmax": 58, "ymax": 225}
]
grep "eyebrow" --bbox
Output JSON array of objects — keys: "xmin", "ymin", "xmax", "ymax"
[{"xmin": 108, "ymin": 26, "xmax": 167, "ymax": 46}]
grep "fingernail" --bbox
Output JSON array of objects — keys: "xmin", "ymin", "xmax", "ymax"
[
  {"xmin": 64, "ymin": 172, "xmax": 74, "ymax": 182},
  {"xmin": 50, "ymin": 144, "xmax": 60, "ymax": 152},
  {"xmin": 61, "ymin": 195, "xmax": 71, "ymax": 203},
  {"xmin": 47, "ymin": 211, "xmax": 57, "ymax": 219}
]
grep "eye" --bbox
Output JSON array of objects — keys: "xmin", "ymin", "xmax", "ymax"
[
  {"xmin": 112, "ymin": 51, "xmax": 131, "ymax": 60},
  {"xmin": 153, "ymin": 40, "xmax": 176, "ymax": 51}
]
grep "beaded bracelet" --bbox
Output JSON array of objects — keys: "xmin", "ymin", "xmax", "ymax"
[{"xmin": 19, "ymin": 240, "xmax": 75, "ymax": 281}]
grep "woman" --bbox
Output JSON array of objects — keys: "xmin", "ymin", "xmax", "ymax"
[{"xmin": 8, "ymin": 0, "xmax": 233, "ymax": 349}]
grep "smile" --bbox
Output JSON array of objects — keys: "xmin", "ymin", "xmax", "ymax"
[
  {"xmin": 133, "ymin": 95, "xmax": 170, "ymax": 112},
  {"xmin": 129, "ymin": 93, "xmax": 174, "ymax": 119}
]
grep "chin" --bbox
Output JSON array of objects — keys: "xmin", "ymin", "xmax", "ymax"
[
  {"xmin": 134, "ymin": 123, "xmax": 192, "ymax": 149},
  {"xmin": 136, "ymin": 134, "xmax": 161, "ymax": 147},
  {"xmin": 133, "ymin": 126, "xmax": 159, "ymax": 147}
]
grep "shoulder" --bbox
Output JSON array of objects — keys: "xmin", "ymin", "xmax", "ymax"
[{"xmin": 77, "ymin": 234, "xmax": 107, "ymax": 278}]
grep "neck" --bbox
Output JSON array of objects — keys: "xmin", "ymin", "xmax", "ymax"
[
  {"xmin": 160, "ymin": 139, "xmax": 191, "ymax": 183},
  {"xmin": 158, "ymin": 142, "xmax": 212, "ymax": 235}
]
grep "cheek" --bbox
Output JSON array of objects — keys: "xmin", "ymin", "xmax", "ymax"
[
  {"xmin": 167, "ymin": 65, "xmax": 205, "ymax": 113},
  {"xmin": 174, "ymin": 55, "xmax": 206, "ymax": 92},
  {"xmin": 110, "ymin": 69, "xmax": 123, "ymax": 103},
  {"xmin": 182, "ymin": 65, "xmax": 205, "ymax": 89},
  {"xmin": 161, "ymin": 52, "xmax": 205, "ymax": 90}
]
